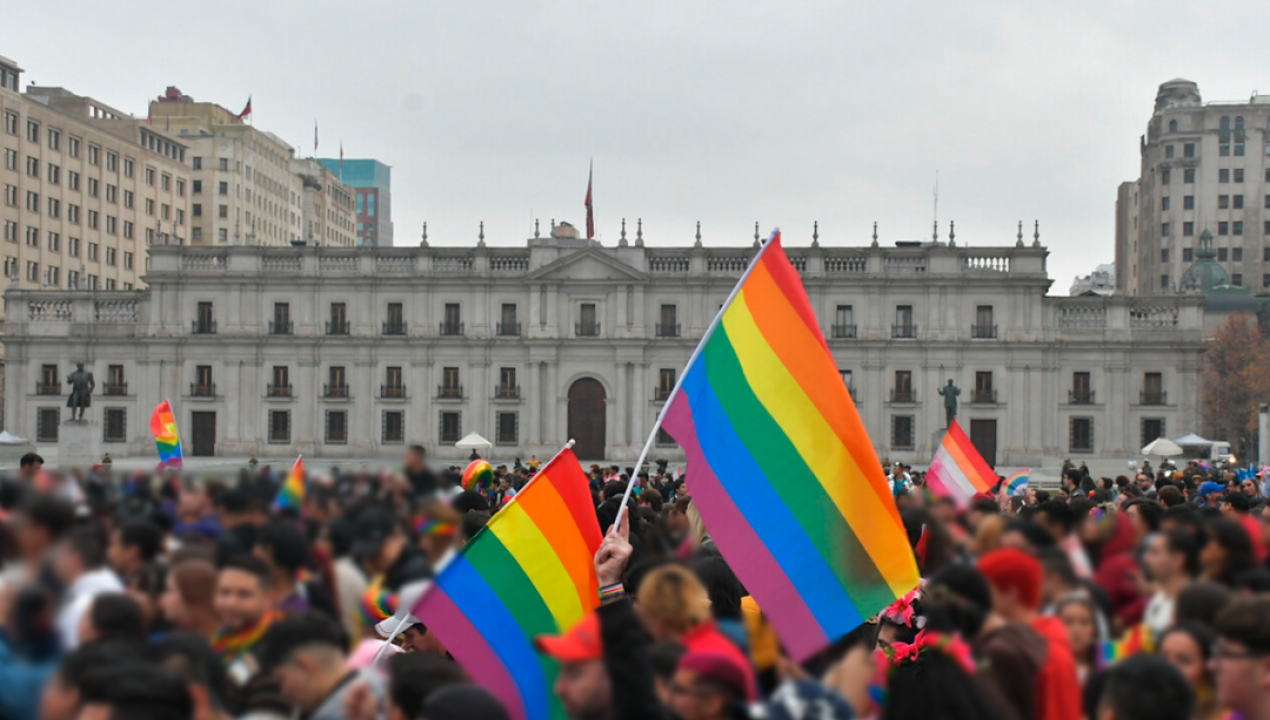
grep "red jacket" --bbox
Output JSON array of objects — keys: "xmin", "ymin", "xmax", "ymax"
[
  {"xmin": 1093, "ymin": 513, "xmax": 1146, "ymax": 627},
  {"xmin": 1032, "ymin": 615, "xmax": 1083, "ymax": 720}
]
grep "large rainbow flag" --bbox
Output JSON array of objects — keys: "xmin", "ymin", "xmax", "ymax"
[
  {"xmin": 926, "ymin": 420, "xmax": 995, "ymax": 508},
  {"xmin": 149, "ymin": 401, "xmax": 183, "ymax": 470},
  {"xmin": 409, "ymin": 447, "xmax": 602, "ymax": 720},
  {"xmin": 273, "ymin": 456, "xmax": 304, "ymax": 511},
  {"xmin": 660, "ymin": 230, "xmax": 920, "ymax": 662}
]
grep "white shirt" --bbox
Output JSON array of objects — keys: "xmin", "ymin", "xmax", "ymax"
[
  {"xmin": 57, "ymin": 567, "xmax": 123, "ymax": 650},
  {"xmin": 1143, "ymin": 591, "xmax": 1176, "ymax": 637}
]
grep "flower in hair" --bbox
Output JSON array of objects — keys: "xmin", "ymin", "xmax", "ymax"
[{"xmin": 881, "ymin": 584, "xmax": 926, "ymax": 629}]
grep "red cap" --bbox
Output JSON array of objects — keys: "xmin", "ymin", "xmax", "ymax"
[
  {"xmin": 535, "ymin": 613, "xmax": 602, "ymax": 662},
  {"xmin": 678, "ymin": 650, "xmax": 749, "ymax": 699}
]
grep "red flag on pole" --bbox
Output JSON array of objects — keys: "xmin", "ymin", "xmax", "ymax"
[
  {"xmin": 314, "ymin": 121, "xmax": 319, "ymax": 154},
  {"xmin": 584, "ymin": 160, "xmax": 594, "ymax": 239},
  {"xmin": 339, "ymin": 141, "xmax": 344, "ymax": 169},
  {"xmin": 146, "ymin": 107, "xmax": 153, "ymax": 126},
  {"xmin": 236, "ymin": 96, "xmax": 252, "ymax": 120},
  {"xmin": 164, "ymin": 113, "xmax": 170, "ymax": 132}
]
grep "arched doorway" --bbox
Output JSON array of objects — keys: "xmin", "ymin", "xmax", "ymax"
[{"xmin": 568, "ymin": 378, "xmax": 607, "ymax": 460}]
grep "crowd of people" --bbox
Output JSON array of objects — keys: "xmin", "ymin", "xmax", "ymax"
[{"xmin": 2, "ymin": 446, "xmax": 1270, "ymax": 720}]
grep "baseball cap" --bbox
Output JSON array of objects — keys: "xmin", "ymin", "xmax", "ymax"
[
  {"xmin": 678, "ymin": 650, "xmax": 750, "ymax": 700},
  {"xmin": 535, "ymin": 613, "xmax": 602, "ymax": 662}
]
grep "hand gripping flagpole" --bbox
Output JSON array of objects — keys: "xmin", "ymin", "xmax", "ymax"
[{"xmin": 615, "ymin": 228, "xmax": 781, "ymax": 521}]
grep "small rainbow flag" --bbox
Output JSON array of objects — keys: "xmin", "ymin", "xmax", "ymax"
[
  {"xmin": 1004, "ymin": 469, "xmax": 1030, "ymax": 496},
  {"xmin": 149, "ymin": 400, "xmax": 183, "ymax": 470},
  {"xmin": 1196, "ymin": 460, "xmax": 1214, "ymax": 471},
  {"xmin": 1099, "ymin": 623, "xmax": 1155, "ymax": 669},
  {"xmin": 660, "ymin": 230, "xmax": 919, "ymax": 662},
  {"xmin": 273, "ymin": 456, "xmax": 304, "ymax": 511},
  {"xmin": 926, "ymin": 420, "xmax": 995, "ymax": 509},
  {"xmin": 409, "ymin": 447, "xmax": 602, "ymax": 720}
]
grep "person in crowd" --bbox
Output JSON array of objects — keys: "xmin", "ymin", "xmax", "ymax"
[
  {"xmin": 77, "ymin": 593, "xmax": 147, "ymax": 646},
  {"xmin": 253, "ymin": 521, "xmax": 316, "ymax": 616},
  {"xmin": 420, "ymin": 685, "xmax": 512, "ymax": 720},
  {"xmin": 1158, "ymin": 622, "xmax": 1222, "ymax": 720},
  {"xmin": 161, "ymin": 560, "xmax": 220, "ymax": 642},
  {"xmin": 1141, "ymin": 528, "xmax": 1198, "ymax": 635},
  {"xmin": 173, "ymin": 481, "xmax": 224, "ymax": 540},
  {"xmin": 144, "ymin": 632, "xmax": 235, "ymax": 720},
  {"xmin": 256, "ymin": 611, "xmax": 382, "ymax": 720},
  {"xmin": 38, "ymin": 642, "xmax": 134, "ymax": 720},
  {"xmin": 54, "ymin": 527, "xmax": 123, "ymax": 650},
  {"xmin": 1055, "ymin": 596, "xmax": 1099, "ymax": 684},
  {"xmin": 1095, "ymin": 654, "xmax": 1195, "ymax": 720},
  {"xmin": 76, "ymin": 662, "xmax": 194, "ymax": 720},
  {"xmin": 667, "ymin": 649, "xmax": 751, "ymax": 720},
  {"xmin": 0, "ymin": 583, "xmax": 60, "ymax": 720},
  {"xmin": 1200, "ymin": 517, "xmax": 1257, "ymax": 586},
  {"xmin": 3, "ymin": 495, "xmax": 75, "ymax": 592},
  {"xmin": 105, "ymin": 519, "xmax": 163, "ymax": 583},
  {"xmin": 1035, "ymin": 500, "xmax": 1093, "ymax": 579},
  {"xmin": 1212, "ymin": 596, "xmax": 1270, "ymax": 720},
  {"xmin": 404, "ymin": 445, "xmax": 440, "ymax": 498},
  {"xmin": 125, "ymin": 563, "xmax": 169, "ymax": 636}
]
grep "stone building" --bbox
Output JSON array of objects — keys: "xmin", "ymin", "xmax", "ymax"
[{"xmin": 2, "ymin": 224, "xmax": 1205, "ymax": 467}]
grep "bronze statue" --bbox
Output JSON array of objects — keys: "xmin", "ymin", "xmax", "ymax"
[
  {"xmin": 66, "ymin": 362, "xmax": 95, "ymax": 421},
  {"xmin": 937, "ymin": 378, "xmax": 960, "ymax": 427}
]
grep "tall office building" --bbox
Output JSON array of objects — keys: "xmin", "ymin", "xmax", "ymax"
[
  {"xmin": 318, "ymin": 158, "xmax": 391, "ymax": 245},
  {"xmin": 1117, "ymin": 79, "xmax": 1270, "ymax": 295}
]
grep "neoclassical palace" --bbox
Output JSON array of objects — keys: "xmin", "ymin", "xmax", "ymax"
[{"xmin": 2, "ymin": 225, "xmax": 1205, "ymax": 467}]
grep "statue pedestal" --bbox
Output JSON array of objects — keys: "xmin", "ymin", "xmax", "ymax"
[{"xmin": 60, "ymin": 420, "xmax": 101, "ymax": 469}]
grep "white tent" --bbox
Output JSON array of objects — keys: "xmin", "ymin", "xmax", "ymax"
[
  {"xmin": 1142, "ymin": 437, "xmax": 1184, "ymax": 457},
  {"xmin": 1173, "ymin": 433, "xmax": 1212, "ymax": 447},
  {"xmin": 454, "ymin": 432, "xmax": 493, "ymax": 451},
  {"xmin": 0, "ymin": 431, "xmax": 28, "ymax": 445}
]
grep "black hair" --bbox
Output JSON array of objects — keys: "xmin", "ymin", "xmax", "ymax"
[
  {"xmin": 255, "ymin": 611, "xmax": 347, "ymax": 670},
  {"xmin": 1158, "ymin": 528, "xmax": 1200, "ymax": 578},
  {"xmin": 968, "ymin": 496, "xmax": 1000, "ymax": 516},
  {"xmin": 452, "ymin": 491, "xmax": 490, "ymax": 514},
  {"xmin": 408, "ymin": 444, "xmax": 427, "ymax": 457},
  {"xmin": 1204, "ymin": 517, "xmax": 1257, "ymax": 585},
  {"xmin": 1036, "ymin": 547, "xmax": 1077, "ymax": 588},
  {"xmin": 218, "ymin": 553, "xmax": 272, "ymax": 588},
  {"xmin": 88, "ymin": 593, "xmax": 147, "ymax": 645},
  {"xmin": 1123, "ymin": 499, "xmax": 1163, "ymax": 533},
  {"xmin": 460, "ymin": 511, "xmax": 491, "ymax": 542},
  {"xmin": 81, "ymin": 664, "xmax": 194, "ymax": 720},
  {"xmin": 1098, "ymin": 654, "xmax": 1194, "ymax": 720},
  {"xmin": 117, "ymin": 520, "xmax": 164, "ymax": 564},
  {"xmin": 1174, "ymin": 582, "xmax": 1234, "ymax": 627},
  {"xmin": 649, "ymin": 641, "xmax": 687, "ymax": 683},
  {"xmin": 255, "ymin": 520, "xmax": 309, "ymax": 574},
  {"xmin": 326, "ymin": 517, "xmax": 353, "ymax": 558},
  {"xmin": 1234, "ymin": 568, "xmax": 1270, "ymax": 594},
  {"xmin": 882, "ymin": 647, "xmax": 1015, "ymax": 720},
  {"xmin": 1216, "ymin": 596, "xmax": 1270, "ymax": 654},
  {"xmin": 67, "ymin": 527, "xmax": 108, "ymax": 570},
  {"xmin": 144, "ymin": 632, "xmax": 231, "ymax": 713},
  {"xmin": 1161, "ymin": 504, "xmax": 1203, "ymax": 536},
  {"xmin": 1002, "ymin": 518, "xmax": 1056, "ymax": 550},
  {"xmin": 902, "ymin": 507, "xmax": 956, "ymax": 575},
  {"xmin": 20, "ymin": 494, "xmax": 76, "ymax": 540},
  {"xmin": 1224, "ymin": 492, "xmax": 1251, "ymax": 514},
  {"xmin": 216, "ymin": 488, "xmax": 250, "ymax": 515},
  {"xmin": 60, "ymin": 641, "xmax": 139, "ymax": 692},
  {"xmin": 19, "ymin": 452, "xmax": 43, "ymax": 468},
  {"xmin": 1158, "ymin": 621, "xmax": 1215, "ymax": 682},
  {"xmin": 1037, "ymin": 500, "xmax": 1077, "ymax": 533},
  {"xmin": 691, "ymin": 555, "xmax": 744, "ymax": 621},
  {"xmin": 386, "ymin": 652, "xmax": 465, "ymax": 718},
  {"xmin": 923, "ymin": 564, "xmax": 992, "ymax": 637}
]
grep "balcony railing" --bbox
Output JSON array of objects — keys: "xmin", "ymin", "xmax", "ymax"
[
  {"xmin": 324, "ymin": 384, "xmax": 349, "ymax": 398},
  {"xmin": 892, "ymin": 324, "xmax": 917, "ymax": 339},
  {"xmin": 831, "ymin": 324, "xmax": 857, "ymax": 339},
  {"xmin": 190, "ymin": 383, "xmax": 216, "ymax": 397},
  {"xmin": 972, "ymin": 389, "xmax": 998, "ymax": 404},
  {"xmin": 438, "ymin": 385, "xmax": 463, "ymax": 399},
  {"xmin": 326, "ymin": 320, "xmax": 350, "ymax": 335},
  {"xmin": 656, "ymin": 323, "xmax": 681, "ymax": 338},
  {"xmin": 267, "ymin": 383, "xmax": 293, "ymax": 398},
  {"xmin": 576, "ymin": 322, "xmax": 601, "ymax": 337},
  {"xmin": 440, "ymin": 321, "xmax": 464, "ymax": 336},
  {"xmin": 971, "ymin": 323, "xmax": 998, "ymax": 339},
  {"xmin": 654, "ymin": 386, "xmax": 673, "ymax": 401},
  {"xmin": 495, "ymin": 385, "xmax": 520, "ymax": 399},
  {"xmin": 382, "ymin": 321, "xmax": 407, "ymax": 336},
  {"xmin": 497, "ymin": 322, "xmax": 521, "ymax": 337},
  {"xmin": 380, "ymin": 384, "xmax": 406, "ymax": 399},
  {"xmin": 36, "ymin": 382, "xmax": 60, "ymax": 396},
  {"xmin": 103, "ymin": 383, "xmax": 128, "ymax": 396},
  {"xmin": 269, "ymin": 320, "xmax": 293, "ymax": 335},
  {"xmin": 1069, "ymin": 389, "xmax": 1095, "ymax": 405},
  {"xmin": 890, "ymin": 388, "xmax": 916, "ymax": 403},
  {"xmin": 1141, "ymin": 390, "xmax": 1167, "ymax": 406},
  {"xmin": 192, "ymin": 319, "xmax": 217, "ymax": 334}
]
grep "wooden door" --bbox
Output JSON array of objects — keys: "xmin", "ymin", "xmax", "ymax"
[
  {"xmin": 969, "ymin": 419, "xmax": 997, "ymax": 468},
  {"xmin": 568, "ymin": 378, "xmax": 606, "ymax": 460},
  {"xmin": 191, "ymin": 411, "xmax": 216, "ymax": 457}
]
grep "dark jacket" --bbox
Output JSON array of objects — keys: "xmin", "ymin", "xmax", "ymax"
[{"xmin": 598, "ymin": 599, "xmax": 676, "ymax": 720}]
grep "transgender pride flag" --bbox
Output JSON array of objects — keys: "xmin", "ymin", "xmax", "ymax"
[{"xmin": 926, "ymin": 420, "xmax": 995, "ymax": 509}]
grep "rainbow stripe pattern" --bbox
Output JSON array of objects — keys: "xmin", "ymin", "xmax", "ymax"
[
  {"xmin": 149, "ymin": 401, "xmax": 183, "ymax": 470},
  {"xmin": 1004, "ymin": 469, "xmax": 1030, "ymax": 497},
  {"xmin": 273, "ymin": 456, "xmax": 304, "ymax": 511},
  {"xmin": 463, "ymin": 459, "xmax": 494, "ymax": 492},
  {"xmin": 660, "ymin": 231, "xmax": 920, "ymax": 662},
  {"xmin": 926, "ymin": 420, "xmax": 996, "ymax": 509},
  {"xmin": 1099, "ymin": 623, "xmax": 1155, "ymax": 669},
  {"xmin": 410, "ymin": 448, "xmax": 602, "ymax": 720}
]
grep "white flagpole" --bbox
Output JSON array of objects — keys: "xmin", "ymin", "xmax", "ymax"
[{"xmin": 615, "ymin": 228, "xmax": 781, "ymax": 519}]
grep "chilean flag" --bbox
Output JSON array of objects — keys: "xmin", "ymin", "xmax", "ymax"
[
  {"xmin": 236, "ymin": 95, "xmax": 252, "ymax": 120},
  {"xmin": 584, "ymin": 161, "xmax": 594, "ymax": 239}
]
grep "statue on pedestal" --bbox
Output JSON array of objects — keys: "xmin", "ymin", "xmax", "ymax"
[
  {"xmin": 937, "ymin": 378, "xmax": 960, "ymax": 428},
  {"xmin": 66, "ymin": 363, "xmax": 95, "ymax": 421}
]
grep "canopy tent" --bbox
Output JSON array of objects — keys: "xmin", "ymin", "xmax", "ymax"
[
  {"xmin": 1173, "ymin": 433, "xmax": 1212, "ymax": 447},
  {"xmin": 0, "ymin": 431, "xmax": 29, "ymax": 445},
  {"xmin": 1141, "ymin": 437, "xmax": 1184, "ymax": 457},
  {"xmin": 454, "ymin": 432, "xmax": 493, "ymax": 451}
]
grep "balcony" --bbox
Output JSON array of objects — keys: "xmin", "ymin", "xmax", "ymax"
[
  {"xmin": 497, "ymin": 322, "xmax": 521, "ymax": 337},
  {"xmin": 1141, "ymin": 390, "xmax": 1167, "ymax": 406},
  {"xmin": 440, "ymin": 321, "xmax": 464, "ymax": 336},
  {"xmin": 971, "ymin": 323, "xmax": 998, "ymax": 339},
  {"xmin": 103, "ymin": 382, "xmax": 128, "ymax": 396},
  {"xmin": 831, "ymin": 324, "xmax": 857, "ymax": 339},
  {"xmin": 971, "ymin": 389, "xmax": 998, "ymax": 404},
  {"xmin": 36, "ymin": 382, "xmax": 60, "ymax": 396},
  {"xmin": 269, "ymin": 321, "xmax": 293, "ymax": 335},
  {"xmin": 890, "ymin": 388, "xmax": 916, "ymax": 403},
  {"xmin": 437, "ymin": 385, "xmax": 464, "ymax": 399},
  {"xmin": 576, "ymin": 322, "xmax": 601, "ymax": 337},
  {"xmin": 656, "ymin": 323, "xmax": 681, "ymax": 338},
  {"xmin": 324, "ymin": 384, "xmax": 349, "ymax": 399},
  {"xmin": 190, "ymin": 383, "xmax": 216, "ymax": 397},
  {"xmin": 192, "ymin": 319, "xmax": 217, "ymax": 334},
  {"xmin": 382, "ymin": 321, "xmax": 407, "ymax": 336},
  {"xmin": 654, "ymin": 386, "xmax": 673, "ymax": 401},
  {"xmin": 892, "ymin": 324, "xmax": 917, "ymax": 339},
  {"xmin": 267, "ymin": 383, "xmax": 293, "ymax": 398},
  {"xmin": 326, "ymin": 320, "xmax": 350, "ymax": 335},
  {"xmin": 1069, "ymin": 389, "xmax": 1095, "ymax": 405},
  {"xmin": 494, "ymin": 385, "xmax": 520, "ymax": 400},
  {"xmin": 380, "ymin": 384, "xmax": 406, "ymax": 400}
]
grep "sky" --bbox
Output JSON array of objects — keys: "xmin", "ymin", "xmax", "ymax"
[{"xmin": 9, "ymin": 0, "xmax": 1270, "ymax": 293}]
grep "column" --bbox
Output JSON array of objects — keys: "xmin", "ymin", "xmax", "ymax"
[{"xmin": 615, "ymin": 362, "xmax": 628, "ymax": 448}]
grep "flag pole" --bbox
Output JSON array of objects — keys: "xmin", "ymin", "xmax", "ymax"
[{"xmin": 615, "ymin": 228, "xmax": 781, "ymax": 520}]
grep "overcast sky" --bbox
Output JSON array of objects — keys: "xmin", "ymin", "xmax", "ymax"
[{"xmin": 9, "ymin": 0, "xmax": 1270, "ymax": 291}]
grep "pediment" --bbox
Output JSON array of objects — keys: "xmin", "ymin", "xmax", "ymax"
[{"xmin": 527, "ymin": 249, "xmax": 647, "ymax": 282}]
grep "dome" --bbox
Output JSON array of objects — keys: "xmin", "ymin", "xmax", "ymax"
[{"xmin": 1178, "ymin": 229, "xmax": 1229, "ymax": 294}]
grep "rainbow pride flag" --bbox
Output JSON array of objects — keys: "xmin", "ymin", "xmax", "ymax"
[
  {"xmin": 1004, "ymin": 469, "xmax": 1030, "ymax": 496},
  {"xmin": 149, "ymin": 400, "xmax": 183, "ymax": 470},
  {"xmin": 409, "ymin": 447, "xmax": 602, "ymax": 720},
  {"xmin": 926, "ymin": 420, "xmax": 996, "ymax": 509},
  {"xmin": 660, "ymin": 230, "xmax": 920, "ymax": 662},
  {"xmin": 1099, "ymin": 623, "xmax": 1155, "ymax": 669},
  {"xmin": 273, "ymin": 456, "xmax": 304, "ymax": 511}
]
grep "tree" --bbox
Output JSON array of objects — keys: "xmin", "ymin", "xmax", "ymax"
[{"xmin": 1202, "ymin": 314, "xmax": 1270, "ymax": 457}]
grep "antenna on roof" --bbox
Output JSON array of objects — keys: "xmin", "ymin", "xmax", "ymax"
[{"xmin": 932, "ymin": 171, "xmax": 940, "ymax": 243}]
